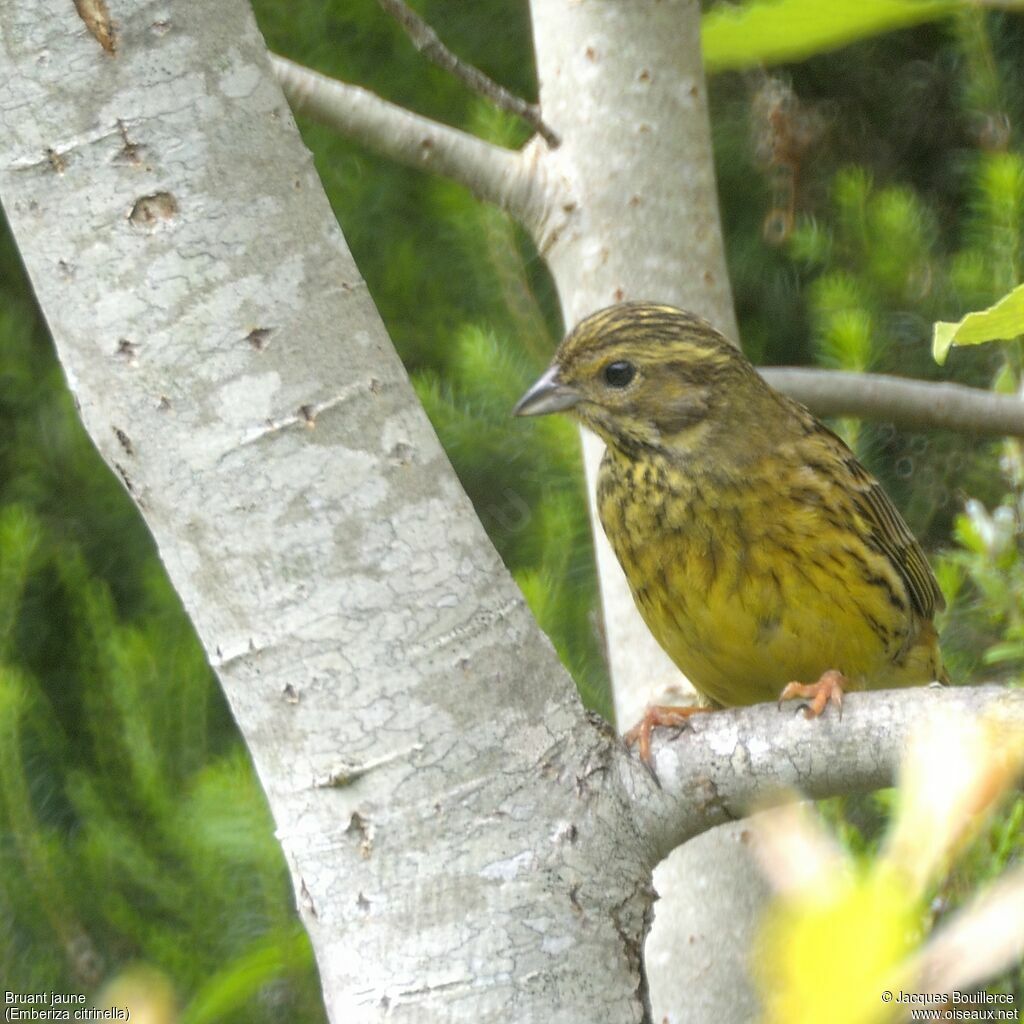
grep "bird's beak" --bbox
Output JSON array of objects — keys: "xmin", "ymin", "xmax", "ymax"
[{"xmin": 513, "ymin": 365, "xmax": 581, "ymax": 417}]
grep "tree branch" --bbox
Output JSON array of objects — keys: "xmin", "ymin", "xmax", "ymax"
[
  {"xmin": 762, "ymin": 367, "xmax": 1024, "ymax": 437},
  {"xmin": 1, "ymin": 10, "xmax": 645, "ymax": 1019},
  {"xmin": 270, "ymin": 54, "xmax": 552, "ymax": 232},
  {"xmin": 271, "ymin": 59, "xmax": 1023, "ymax": 443},
  {"xmin": 375, "ymin": 0, "xmax": 560, "ymax": 147},
  {"xmin": 629, "ymin": 684, "xmax": 1024, "ymax": 864}
]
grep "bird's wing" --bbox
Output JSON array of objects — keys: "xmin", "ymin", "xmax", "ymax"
[{"xmin": 813, "ymin": 422, "xmax": 946, "ymax": 620}]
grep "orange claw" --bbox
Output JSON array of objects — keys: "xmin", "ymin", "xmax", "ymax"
[
  {"xmin": 777, "ymin": 668, "xmax": 847, "ymax": 719},
  {"xmin": 623, "ymin": 704, "xmax": 714, "ymax": 768}
]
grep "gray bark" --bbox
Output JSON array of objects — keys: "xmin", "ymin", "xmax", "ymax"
[
  {"xmin": 761, "ymin": 367, "xmax": 1024, "ymax": 437},
  {"xmin": 0, "ymin": 2, "xmax": 653, "ymax": 1020}
]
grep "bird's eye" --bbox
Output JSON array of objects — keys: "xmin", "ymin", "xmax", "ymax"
[{"xmin": 603, "ymin": 361, "xmax": 636, "ymax": 388}]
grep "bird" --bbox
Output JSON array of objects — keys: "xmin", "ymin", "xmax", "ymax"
[{"xmin": 513, "ymin": 301, "xmax": 948, "ymax": 764}]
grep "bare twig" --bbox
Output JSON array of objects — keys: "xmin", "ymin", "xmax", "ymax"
[
  {"xmin": 376, "ymin": 0, "xmax": 560, "ymax": 148},
  {"xmin": 271, "ymin": 54, "xmax": 551, "ymax": 232},
  {"xmin": 762, "ymin": 367, "xmax": 1024, "ymax": 437}
]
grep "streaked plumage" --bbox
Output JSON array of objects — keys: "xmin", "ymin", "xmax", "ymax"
[{"xmin": 515, "ymin": 302, "xmax": 947, "ymax": 727}]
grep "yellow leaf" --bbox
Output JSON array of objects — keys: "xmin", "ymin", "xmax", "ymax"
[{"xmin": 755, "ymin": 868, "xmax": 919, "ymax": 1024}]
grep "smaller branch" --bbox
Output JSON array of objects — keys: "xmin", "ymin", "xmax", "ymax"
[
  {"xmin": 271, "ymin": 54, "xmax": 550, "ymax": 231},
  {"xmin": 375, "ymin": 0, "xmax": 560, "ymax": 148},
  {"xmin": 762, "ymin": 367, "xmax": 1024, "ymax": 437},
  {"xmin": 627, "ymin": 684, "xmax": 1024, "ymax": 865}
]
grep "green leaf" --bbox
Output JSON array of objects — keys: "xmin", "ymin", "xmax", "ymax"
[
  {"xmin": 180, "ymin": 928, "xmax": 312, "ymax": 1024},
  {"xmin": 703, "ymin": 0, "xmax": 964, "ymax": 72},
  {"xmin": 932, "ymin": 283, "xmax": 1024, "ymax": 364},
  {"xmin": 0, "ymin": 505, "xmax": 40, "ymax": 660}
]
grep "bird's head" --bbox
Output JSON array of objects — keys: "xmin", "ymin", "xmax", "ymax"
[{"xmin": 514, "ymin": 302, "xmax": 767, "ymax": 458}]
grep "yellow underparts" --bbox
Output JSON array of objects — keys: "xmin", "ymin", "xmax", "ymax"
[{"xmin": 597, "ymin": 450, "xmax": 943, "ymax": 708}]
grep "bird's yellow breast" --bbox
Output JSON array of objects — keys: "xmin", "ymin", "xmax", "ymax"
[{"xmin": 597, "ymin": 447, "xmax": 942, "ymax": 708}]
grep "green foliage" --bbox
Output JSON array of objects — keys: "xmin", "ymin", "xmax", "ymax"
[
  {"xmin": 702, "ymin": 0, "xmax": 967, "ymax": 73},
  {"xmin": 935, "ymin": 151, "xmax": 1024, "ymax": 361},
  {"xmin": 939, "ymin": 495, "xmax": 1024, "ymax": 679},
  {"xmin": 779, "ymin": 141, "xmax": 1024, "ymax": 533},
  {"xmin": 788, "ymin": 127, "xmax": 1024, "ymax": 689},
  {"xmin": 180, "ymin": 928, "xmax": 313, "ymax": 1024},
  {"xmin": 787, "ymin": 167, "xmax": 943, "ymax": 464},
  {"xmin": 933, "ymin": 281, "xmax": 1024, "ymax": 364}
]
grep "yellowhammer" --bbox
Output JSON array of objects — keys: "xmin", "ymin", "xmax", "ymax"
[{"xmin": 514, "ymin": 302, "xmax": 948, "ymax": 762}]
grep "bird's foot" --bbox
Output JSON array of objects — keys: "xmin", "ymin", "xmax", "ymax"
[
  {"xmin": 777, "ymin": 669, "xmax": 847, "ymax": 719},
  {"xmin": 624, "ymin": 704, "xmax": 713, "ymax": 769}
]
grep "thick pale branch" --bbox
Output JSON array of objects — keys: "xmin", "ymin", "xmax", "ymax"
[
  {"xmin": 375, "ymin": 0, "xmax": 559, "ymax": 147},
  {"xmin": 1, "ymin": 11, "xmax": 643, "ymax": 1018},
  {"xmin": 270, "ymin": 54, "xmax": 551, "ymax": 231},
  {"xmin": 763, "ymin": 367, "xmax": 1024, "ymax": 437},
  {"xmin": 629, "ymin": 684, "xmax": 1024, "ymax": 864}
]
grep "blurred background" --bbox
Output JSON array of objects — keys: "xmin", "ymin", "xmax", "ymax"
[{"xmin": 1, "ymin": 1, "xmax": 1022, "ymax": 1019}]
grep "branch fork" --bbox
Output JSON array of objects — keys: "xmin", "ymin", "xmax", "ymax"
[{"xmin": 271, "ymin": 53, "xmax": 1024, "ymax": 440}]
